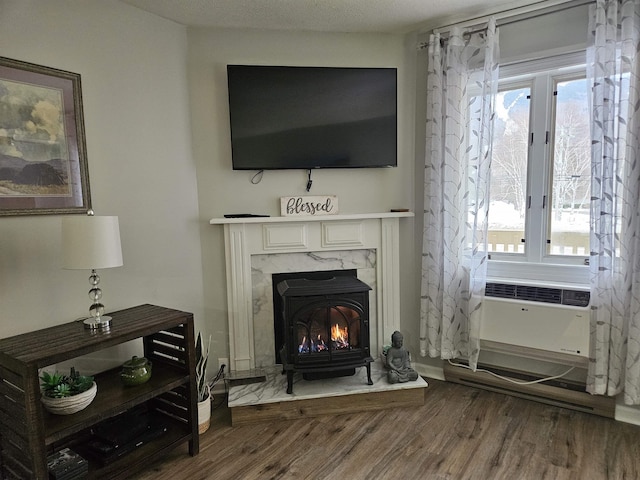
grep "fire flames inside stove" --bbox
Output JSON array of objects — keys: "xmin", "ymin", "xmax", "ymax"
[
  {"xmin": 298, "ymin": 324, "xmax": 349, "ymax": 353},
  {"xmin": 297, "ymin": 306, "xmax": 360, "ymax": 354}
]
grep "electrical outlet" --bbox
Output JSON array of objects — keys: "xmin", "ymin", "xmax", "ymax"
[{"xmin": 218, "ymin": 357, "xmax": 229, "ymax": 370}]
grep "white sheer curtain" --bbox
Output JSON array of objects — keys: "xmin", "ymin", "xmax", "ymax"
[
  {"xmin": 420, "ymin": 19, "xmax": 499, "ymax": 370},
  {"xmin": 587, "ymin": 0, "xmax": 640, "ymax": 404}
]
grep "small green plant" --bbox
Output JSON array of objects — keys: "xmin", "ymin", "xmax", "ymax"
[
  {"xmin": 40, "ymin": 367, "xmax": 94, "ymax": 398},
  {"xmin": 195, "ymin": 332, "xmax": 211, "ymax": 402}
]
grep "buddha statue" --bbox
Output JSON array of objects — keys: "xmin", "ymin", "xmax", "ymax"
[{"xmin": 386, "ymin": 330, "xmax": 419, "ymax": 384}]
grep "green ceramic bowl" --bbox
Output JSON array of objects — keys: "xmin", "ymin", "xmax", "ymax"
[{"xmin": 120, "ymin": 355, "xmax": 152, "ymax": 386}]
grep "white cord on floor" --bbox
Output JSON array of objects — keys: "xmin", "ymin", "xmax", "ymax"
[{"xmin": 447, "ymin": 359, "xmax": 575, "ymax": 385}]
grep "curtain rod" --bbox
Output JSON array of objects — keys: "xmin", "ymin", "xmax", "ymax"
[{"xmin": 422, "ymin": 0, "xmax": 593, "ymax": 39}]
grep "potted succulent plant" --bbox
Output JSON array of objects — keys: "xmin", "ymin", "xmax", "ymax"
[
  {"xmin": 40, "ymin": 367, "xmax": 97, "ymax": 415},
  {"xmin": 195, "ymin": 332, "xmax": 211, "ymax": 433}
]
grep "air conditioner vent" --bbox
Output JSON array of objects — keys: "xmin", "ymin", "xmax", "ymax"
[
  {"xmin": 518, "ymin": 285, "xmax": 561, "ymax": 304},
  {"xmin": 485, "ymin": 283, "xmax": 516, "ymax": 299},
  {"xmin": 485, "ymin": 283, "xmax": 589, "ymax": 307}
]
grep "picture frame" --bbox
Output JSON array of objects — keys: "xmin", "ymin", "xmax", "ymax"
[{"xmin": 0, "ymin": 56, "xmax": 91, "ymax": 216}]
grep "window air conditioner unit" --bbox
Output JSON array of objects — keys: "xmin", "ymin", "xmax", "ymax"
[
  {"xmin": 480, "ymin": 282, "xmax": 590, "ymax": 362},
  {"xmin": 446, "ymin": 282, "xmax": 615, "ymax": 417}
]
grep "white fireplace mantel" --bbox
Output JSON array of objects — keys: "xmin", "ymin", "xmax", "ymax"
[{"xmin": 210, "ymin": 212, "xmax": 414, "ymax": 372}]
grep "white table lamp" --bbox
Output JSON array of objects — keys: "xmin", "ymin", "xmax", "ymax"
[{"xmin": 62, "ymin": 212, "xmax": 123, "ymax": 330}]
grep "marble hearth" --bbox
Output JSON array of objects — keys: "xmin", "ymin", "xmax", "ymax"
[{"xmin": 227, "ymin": 361, "xmax": 428, "ymax": 426}]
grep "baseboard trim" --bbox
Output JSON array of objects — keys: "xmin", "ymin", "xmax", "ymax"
[
  {"xmin": 423, "ymin": 359, "xmax": 640, "ymax": 425},
  {"xmin": 615, "ymin": 403, "xmax": 640, "ymax": 426},
  {"xmin": 414, "ymin": 361, "xmax": 445, "ymax": 381},
  {"xmin": 443, "ymin": 361, "xmax": 616, "ymax": 418}
]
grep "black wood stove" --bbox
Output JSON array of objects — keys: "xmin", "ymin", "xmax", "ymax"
[{"xmin": 277, "ymin": 276, "xmax": 374, "ymax": 394}]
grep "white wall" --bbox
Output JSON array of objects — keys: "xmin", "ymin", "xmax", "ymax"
[
  {"xmin": 0, "ymin": 1, "xmax": 419, "ymax": 375},
  {"xmin": 187, "ymin": 27, "xmax": 418, "ymax": 365},
  {"xmin": 0, "ymin": 1, "xmax": 206, "ymax": 355}
]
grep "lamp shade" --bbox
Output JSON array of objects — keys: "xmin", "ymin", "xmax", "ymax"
[{"xmin": 62, "ymin": 216, "xmax": 123, "ymax": 270}]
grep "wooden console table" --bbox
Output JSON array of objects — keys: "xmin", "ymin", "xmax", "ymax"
[{"xmin": 0, "ymin": 304, "xmax": 199, "ymax": 479}]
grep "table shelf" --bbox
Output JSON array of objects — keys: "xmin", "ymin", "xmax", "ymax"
[{"xmin": 0, "ymin": 304, "xmax": 199, "ymax": 479}]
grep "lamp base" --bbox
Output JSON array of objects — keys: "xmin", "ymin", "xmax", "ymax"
[{"xmin": 83, "ymin": 316, "xmax": 112, "ymax": 330}]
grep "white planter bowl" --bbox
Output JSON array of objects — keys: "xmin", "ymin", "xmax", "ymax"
[{"xmin": 41, "ymin": 382, "xmax": 97, "ymax": 415}]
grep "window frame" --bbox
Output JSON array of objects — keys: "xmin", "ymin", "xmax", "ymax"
[
  {"xmin": 546, "ymin": 71, "xmax": 591, "ymax": 260},
  {"xmin": 486, "ymin": 51, "xmax": 590, "ymax": 285}
]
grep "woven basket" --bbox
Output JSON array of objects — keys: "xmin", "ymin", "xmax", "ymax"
[
  {"xmin": 198, "ymin": 394, "xmax": 211, "ymax": 434},
  {"xmin": 41, "ymin": 382, "xmax": 97, "ymax": 415}
]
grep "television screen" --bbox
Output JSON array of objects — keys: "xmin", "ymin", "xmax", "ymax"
[{"xmin": 227, "ymin": 65, "xmax": 397, "ymax": 170}]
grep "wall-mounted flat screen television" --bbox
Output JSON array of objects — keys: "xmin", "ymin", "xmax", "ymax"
[{"xmin": 227, "ymin": 65, "xmax": 397, "ymax": 170}]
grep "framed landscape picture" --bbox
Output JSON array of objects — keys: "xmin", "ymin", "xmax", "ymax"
[{"xmin": 0, "ymin": 56, "xmax": 91, "ymax": 216}]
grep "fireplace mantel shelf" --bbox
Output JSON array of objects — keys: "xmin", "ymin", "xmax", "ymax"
[{"xmin": 209, "ymin": 211, "xmax": 413, "ymax": 225}]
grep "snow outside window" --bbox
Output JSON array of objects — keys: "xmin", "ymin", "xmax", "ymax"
[{"xmin": 485, "ymin": 53, "xmax": 590, "ymax": 284}]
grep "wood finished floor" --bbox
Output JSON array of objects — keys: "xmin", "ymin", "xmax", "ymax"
[{"xmin": 134, "ymin": 378, "xmax": 640, "ymax": 480}]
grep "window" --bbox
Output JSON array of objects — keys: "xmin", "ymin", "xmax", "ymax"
[
  {"xmin": 548, "ymin": 75, "xmax": 590, "ymax": 257},
  {"xmin": 487, "ymin": 54, "xmax": 590, "ymax": 280},
  {"xmin": 489, "ymin": 83, "xmax": 530, "ymax": 254}
]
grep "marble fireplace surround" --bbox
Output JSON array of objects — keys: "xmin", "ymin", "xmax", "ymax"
[{"xmin": 210, "ymin": 212, "xmax": 413, "ymax": 372}]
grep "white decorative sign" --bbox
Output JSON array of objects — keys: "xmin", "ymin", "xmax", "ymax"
[{"xmin": 280, "ymin": 195, "xmax": 339, "ymax": 216}]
